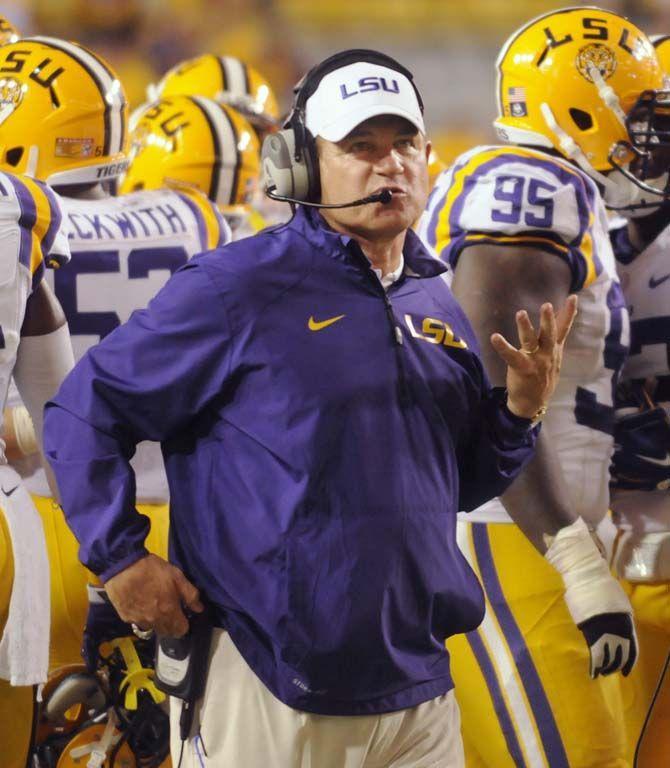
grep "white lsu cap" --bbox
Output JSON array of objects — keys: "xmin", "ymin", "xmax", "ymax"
[{"xmin": 304, "ymin": 60, "xmax": 425, "ymax": 142}]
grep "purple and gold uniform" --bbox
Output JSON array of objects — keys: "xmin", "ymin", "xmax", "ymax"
[
  {"xmin": 610, "ymin": 220, "xmax": 670, "ymax": 764},
  {"xmin": 0, "ymin": 172, "xmax": 69, "ymax": 768},
  {"xmin": 9, "ymin": 185, "xmax": 230, "ymax": 674},
  {"xmin": 420, "ymin": 144, "xmax": 630, "ymax": 767}
]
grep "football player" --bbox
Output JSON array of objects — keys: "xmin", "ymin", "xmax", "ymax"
[
  {"xmin": 607, "ymin": 32, "xmax": 670, "ymax": 767},
  {"xmin": 0, "ymin": 173, "xmax": 72, "ymax": 768},
  {"xmin": 150, "ymin": 53, "xmax": 280, "ymax": 140},
  {"xmin": 148, "ymin": 52, "xmax": 290, "ymax": 226},
  {"xmin": 121, "ymin": 94, "xmax": 262, "ymax": 238},
  {"xmin": 0, "ymin": 36, "xmax": 230, "ymax": 764},
  {"xmin": 419, "ymin": 7, "xmax": 668, "ymax": 766}
]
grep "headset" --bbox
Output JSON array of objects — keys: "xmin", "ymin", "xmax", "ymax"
[{"xmin": 261, "ymin": 49, "xmax": 424, "ymax": 209}]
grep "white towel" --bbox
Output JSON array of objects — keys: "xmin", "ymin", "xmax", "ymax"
[{"xmin": 0, "ymin": 464, "xmax": 50, "ymax": 685}]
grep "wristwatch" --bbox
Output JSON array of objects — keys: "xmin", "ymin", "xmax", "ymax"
[
  {"xmin": 498, "ymin": 387, "xmax": 547, "ymax": 428},
  {"xmin": 530, "ymin": 403, "xmax": 548, "ymax": 426}
]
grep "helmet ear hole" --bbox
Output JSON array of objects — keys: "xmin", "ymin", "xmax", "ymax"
[
  {"xmin": 569, "ymin": 108, "xmax": 594, "ymax": 131},
  {"xmin": 5, "ymin": 147, "xmax": 24, "ymax": 166}
]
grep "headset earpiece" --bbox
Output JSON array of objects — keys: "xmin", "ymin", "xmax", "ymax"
[
  {"xmin": 261, "ymin": 110, "xmax": 320, "ymax": 203},
  {"xmin": 261, "ymin": 127, "xmax": 310, "ymax": 201}
]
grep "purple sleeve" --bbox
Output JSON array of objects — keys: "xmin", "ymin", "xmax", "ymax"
[
  {"xmin": 440, "ymin": 295, "xmax": 539, "ymax": 511},
  {"xmin": 44, "ymin": 259, "xmax": 235, "ymax": 580},
  {"xmin": 457, "ymin": 386, "xmax": 539, "ymax": 512}
]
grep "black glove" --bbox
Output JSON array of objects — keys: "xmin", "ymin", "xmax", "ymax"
[{"xmin": 578, "ymin": 612, "xmax": 638, "ymax": 678}]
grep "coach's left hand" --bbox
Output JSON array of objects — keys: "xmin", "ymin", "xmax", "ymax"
[{"xmin": 491, "ymin": 295, "xmax": 578, "ymax": 420}]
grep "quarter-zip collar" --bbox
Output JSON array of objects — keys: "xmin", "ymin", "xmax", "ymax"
[{"xmin": 289, "ymin": 205, "xmax": 447, "ymax": 281}]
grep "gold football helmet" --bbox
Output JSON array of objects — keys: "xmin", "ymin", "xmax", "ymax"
[
  {"xmin": 653, "ymin": 36, "xmax": 670, "ymax": 74},
  {"xmin": 0, "ymin": 16, "xmax": 19, "ymax": 45},
  {"xmin": 0, "ymin": 36, "xmax": 128, "ymax": 186},
  {"xmin": 494, "ymin": 7, "xmax": 668, "ymax": 208},
  {"xmin": 120, "ymin": 95, "xmax": 260, "ymax": 210},
  {"xmin": 153, "ymin": 54, "xmax": 280, "ymax": 135}
]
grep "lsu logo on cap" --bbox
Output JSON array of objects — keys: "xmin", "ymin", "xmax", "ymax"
[{"xmin": 339, "ymin": 76, "xmax": 400, "ymax": 100}]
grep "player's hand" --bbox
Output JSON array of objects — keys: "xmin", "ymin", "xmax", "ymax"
[
  {"xmin": 578, "ymin": 612, "xmax": 638, "ymax": 678},
  {"xmin": 545, "ymin": 517, "xmax": 638, "ymax": 678},
  {"xmin": 491, "ymin": 295, "xmax": 578, "ymax": 419},
  {"xmin": 103, "ymin": 553, "xmax": 203, "ymax": 637}
]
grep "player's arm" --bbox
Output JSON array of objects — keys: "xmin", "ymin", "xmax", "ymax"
[
  {"xmin": 451, "ymin": 243, "xmax": 576, "ymax": 547},
  {"xmin": 452, "ymin": 243, "xmax": 637, "ymax": 677},
  {"xmin": 12, "ymin": 280, "xmax": 74, "ymax": 498}
]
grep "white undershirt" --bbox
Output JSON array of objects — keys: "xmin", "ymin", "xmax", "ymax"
[{"xmin": 371, "ymin": 255, "xmax": 405, "ymax": 290}]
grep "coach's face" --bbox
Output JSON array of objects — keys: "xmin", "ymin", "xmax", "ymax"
[{"xmin": 317, "ymin": 115, "xmax": 430, "ymax": 241}]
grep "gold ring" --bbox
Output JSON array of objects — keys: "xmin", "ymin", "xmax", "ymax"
[{"xmin": 521, "ymin": 344, "xmax": 540, "ymax": 355}]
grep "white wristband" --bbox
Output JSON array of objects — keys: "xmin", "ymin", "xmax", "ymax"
[{"xmin": 544, "ymin": 517, "xmax": 632, "ymax": 625}]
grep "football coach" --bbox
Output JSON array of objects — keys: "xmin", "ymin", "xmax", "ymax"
[{"xmin": 44, "ymin": 50, "xmax": 576, "ymax": 767}]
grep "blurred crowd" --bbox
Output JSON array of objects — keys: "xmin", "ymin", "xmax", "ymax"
[{"xmin": 1, "ymin": 0, "xmax": 669, "ymax": 165}]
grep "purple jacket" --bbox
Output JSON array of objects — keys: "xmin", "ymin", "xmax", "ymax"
[{"xmin": 44, "ymin": 206, "xmax": 537, "ymax": 715}]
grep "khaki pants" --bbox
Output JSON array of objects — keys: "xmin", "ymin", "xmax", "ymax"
[{"xmin": 170, "ymin": 629, "xmax": 465, "ymax": 768}]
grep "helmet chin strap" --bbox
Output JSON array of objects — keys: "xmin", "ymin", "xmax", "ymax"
[{"xmin": 588, "ymin": 66, "xmax": 627, "ymax": 127}]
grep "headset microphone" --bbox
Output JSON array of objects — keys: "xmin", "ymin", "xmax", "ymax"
[{"xmin": 265, "ymin": 186, "xmax": 393, "ymax": 208}]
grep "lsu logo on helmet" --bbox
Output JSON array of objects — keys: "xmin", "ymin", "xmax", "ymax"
[
  {"xmin": 575, "ymin": 43, "xmax": 618, "ymax": 83},
  {"xmin": 121, "ymin": 95, "xmax": 260, "ymax": 211},
  {"xmin": 0, "ymin": 36, "xmax": 128, "ymax": 186}
]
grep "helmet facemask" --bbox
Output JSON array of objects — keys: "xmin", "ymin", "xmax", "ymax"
[{"xmin": 604, "ymin": 88, "xmax": 670, "ymax": 211}]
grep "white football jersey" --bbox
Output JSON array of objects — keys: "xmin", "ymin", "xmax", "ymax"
[
  {"xmin": 611, "ymin": 223, "xmax": 670, "ymax": 532},
  {"xmin": 0, "ymin": 172, "xmax": 69, "ymax": 460},
  {"xmin": 420, "ymin": 145, "xmax": 629, "ymax": 526},
  {"xmin": 16, "ymin": 187, "xmax": 230, "ymax": 500}
]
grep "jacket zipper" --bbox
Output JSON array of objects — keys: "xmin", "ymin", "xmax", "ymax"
[{"xmin": 347, "ymin": 241, "xmax": 411, "ymax": 406}]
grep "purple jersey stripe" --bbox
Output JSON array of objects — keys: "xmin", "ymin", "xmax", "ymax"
[
  {"xmin": 447, "ymin": 152, "xmax": 599, "ymax": 289},
  {"xmin": 211, "ymin": 202, "xmax": 229, "ymax": 247},
  {"xmin": 176, "ymin": 192, "xmax": 208, "ymax": 251},
  {"xmin": 471, "ymin": 523, "xmax": 570, "ymax": 768},
  {"xmin": 466, "ymin": 630, "xmax": 528, "ymax": 768},
  {"xmin": 37, "ymin": 179, "xmax": 63, "ymax": 259},
  {"xmin": 5, "ymin": 174, "xmax": 37, "ymax": 272}
]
